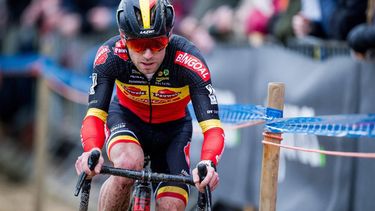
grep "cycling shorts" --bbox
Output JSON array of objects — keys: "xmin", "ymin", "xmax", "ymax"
[{"xmin": 105, "ymin": 98, "xmax": 192, "ymax": 205}]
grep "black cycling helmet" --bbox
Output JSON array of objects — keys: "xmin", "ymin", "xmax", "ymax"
[{"xmin": 116, "ymin": 0, "xmax": 175, "ymax": 39}]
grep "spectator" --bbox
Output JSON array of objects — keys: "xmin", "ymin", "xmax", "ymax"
[
  {"xmin": 170, "ymin": 0, "xmax": 196, "ymax": 34},
  {"xmin": 36, "ymin": 0, "xmax": 118, "ymax": 74},
  {"xmin": 238, "ymin": 0, "xmax": 289, "ymax": 46},
  {"xmin": 58, "ymin": 0, "xmax": 118, "ymax": 37},
  {"xmin": 0, "ymin": 0, "xmax": 42, "ymax": 151},
  {"xmin": 347, "ymin": 0, "xmax": 375, "ymax": 60},
  {"xmin": 292, "ymin": 0, "xmax": 367, "ymax": 41},
  {"xmin": 267, "ymin": 0, "xmax": 301, "ymax": 44},
  {"xmin": 0, "ymin": 0, "xmax": 9, "ymax": 51},
  {"xmin": 178, "ymin": 0, "xmax": 242, "ymax": 53},
  {"xmin": 1, "ymin": 0, "xmax": 37, "ymax": 54}
]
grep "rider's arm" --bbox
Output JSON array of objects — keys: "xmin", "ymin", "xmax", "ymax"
[
  {"xmin": 178, "ymin": 49, "xmax": 225, "ymax": 166},
  {"xmin": 81, "ymin": 108, "xmax": 108, "ymax": 151},
  {"xmin": 81, "ymin": 44, "xmax": 118, "ymax": 152},
  {"xmin": 199, "ymin": 119, "xmax": 225, "ymax": 166}
]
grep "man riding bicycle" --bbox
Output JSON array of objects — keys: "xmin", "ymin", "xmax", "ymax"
[{"xmin": 75, "ymin": 0, "xmax": 225, "ymax": 210}]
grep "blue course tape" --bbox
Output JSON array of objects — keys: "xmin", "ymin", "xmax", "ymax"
[
  {"xmin": 266, "ymin": 114, "xmax": 375, "ymax": 138},
  {"xmin": 0, "ymin": 54, "xmax": 91, "ymax": 94},
  {"xmin": 188, "ymin": 103, "xmax": 375, "ymax": 138},
  {"xmin": 0, "ymin": 54, "xmax": 40, "ymax": 73},
  {"xmin": 188, "ymin": 103, "xmax": 267, "ymax": 124},
  {"xmin": 266, "ymin": 107, "xmax": 283, "ymax": 120},
  {"xmin": 2, "ymin": 55, "xmax": 375, "ymax": 138}
]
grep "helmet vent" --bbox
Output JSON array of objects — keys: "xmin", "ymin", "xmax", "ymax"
[
  {"xmin": 150, "ymin": 6, "xmax": 156, "ymax": 27},
  {"xmin": 134, "ymin": 7, "xmax": 143, "ymax": 28}
]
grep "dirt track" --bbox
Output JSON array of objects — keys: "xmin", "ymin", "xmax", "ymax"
[{"xmin": 0, "ymin": 175, "xmax": 76, "ymax": 211}]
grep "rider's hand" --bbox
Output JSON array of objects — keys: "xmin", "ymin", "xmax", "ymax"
[
  {"xmin": 192, "ymin": 160, "xmax": 219, "ymax": 193},
  {"xmin": 75, "ymin": 148, "xmax": 104, "ymax": 178}
]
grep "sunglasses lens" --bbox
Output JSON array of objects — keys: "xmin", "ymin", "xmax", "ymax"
[{"xmin": 126, "ymin": 37, "xmax": 169, "ymax": 53}]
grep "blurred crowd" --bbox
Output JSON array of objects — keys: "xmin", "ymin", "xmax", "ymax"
[
  {"xmin": 0, "ymin": 0, "xmax": 374, "ymax": 181},
  {"xmin": 1, "ymin": 0, "xmax": 374, "ymax": 63}
]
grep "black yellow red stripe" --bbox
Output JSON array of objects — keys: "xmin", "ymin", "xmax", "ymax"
[
  {"xmin": 139, "ymin": 0, "xmax": 151, "ymax": 29},
  {"xmin": 199, "ymin": 119, "xmax": 222, "ymax": 133},
  {"xmin": 156, "ymin": 186, "xmax": 188, "ymax": 206},
  {"xmin": 106, "ymin": 135, "xmax": 140, "ymax": 160},
  {"xmin": 85, "ymin": 108, "xmax": 108, "ymax": 122}
]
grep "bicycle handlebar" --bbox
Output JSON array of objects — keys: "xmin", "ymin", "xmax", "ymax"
[
  {"xmin": 74, "ymin": 150, "xmax": 212, "ymax": 211},
  {"xmin": 100, "ymin": 166, "xmax": 195, "ymax": 185},
  {"xmin": 198, "ymin": 163, "xmax": 208, "ymax": 182},
  {"xmin": 74, "ymin": 150, "xmax": 100, "ymax": 196},
  {"xmin": 197, "ymin": 163, "xmax": 212, "ymax": 211}
]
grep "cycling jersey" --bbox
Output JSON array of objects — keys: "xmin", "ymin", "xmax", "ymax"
[{"xmin": 81, "ymin": 34, "xmax": 225, "ymax": 166}]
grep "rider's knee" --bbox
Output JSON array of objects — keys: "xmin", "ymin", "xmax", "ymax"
[{"xmin": 112, "ymin": 152, "xmax": 143, "ymax": 171}]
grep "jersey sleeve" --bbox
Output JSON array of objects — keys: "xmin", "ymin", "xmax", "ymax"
[
  {"xmin": 81, "ymin": 42, "xmax": 118, "ymax": 152},
  {"xmin": 175, "ymin": 47, "xmax": 225, "ymax": 166}
]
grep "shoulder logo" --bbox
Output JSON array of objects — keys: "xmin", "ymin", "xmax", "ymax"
[
  {"xmin": 94, "ymin": 45, "xmax": 110, "ymax": 67},
  {"xmin": 174, "ymin": 51, "xmax": 210, "ymax": 81},
  {"xmin": 113, "ymin": 40, "xmax": 129, "ymax": 61}
]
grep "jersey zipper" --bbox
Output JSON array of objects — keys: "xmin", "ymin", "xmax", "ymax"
[
  {"xmin": 147, "ymin": 81, "xmax": 152, "ymax": 124},
  {"xmin": 137, "ymin": 68, "xmax": 160, "ymax": 124}
]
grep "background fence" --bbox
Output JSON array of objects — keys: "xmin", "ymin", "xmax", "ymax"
[{"xmin": 1, "ymin": 40, "xmax": 375, "ymax": 211}]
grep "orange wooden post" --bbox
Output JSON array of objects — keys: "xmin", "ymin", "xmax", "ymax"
[{"xmin": 259, "ymin": 82, "xmax": 285, "ymax": 211}]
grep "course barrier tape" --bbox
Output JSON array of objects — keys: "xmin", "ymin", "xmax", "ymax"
[
  {"xmin": 0, "ymin": 54, "xmax": 90, "ymax": 104},
  {"xmin": 2, "ymin": 54, "xmax": 375, "ymax": 138},
  {"xmin": 189, "ymin": 104, "xmax": 375, "ymax": 138},
  {"xmin": 265, "ymin": 114, "xmax": 375, "ymax": 138}
]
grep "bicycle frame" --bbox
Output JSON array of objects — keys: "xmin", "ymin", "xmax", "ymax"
[{"xmin": 74, "ymin": 150, "xmax": 212, "ymax": 211}]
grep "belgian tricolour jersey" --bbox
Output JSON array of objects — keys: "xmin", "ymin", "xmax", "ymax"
[{"xmin": 82, "ymin": 34, "xmax": 225, "ymax": 165}]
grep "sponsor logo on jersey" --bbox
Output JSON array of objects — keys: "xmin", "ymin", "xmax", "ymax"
[
  {"xmin": 156, "ymin": 77, "xmax": 169, "ymax": 83},
  {"xmin": 174, "ymin": 51, "xmax": 210, "ymax": 81},
  {"xmin": 89, "ymin": 73, "xmax": 98, "ymax": 95},
  {"xmin": 116, "ymin": 81, "xmax": 190, "ymax": 105},
  {"xmin": 110, "ymin": 123, "xmax": 127, "ymax": 133},
  {"xmin": 205, "ymin": 84, "xmax": 218, "ymax": 104},
  {"xmin": 124, "ymin": 86, "xmax": 146, "ymax": 97},
  {"xmin": 163, "ymin": 69, "xmax": 169, "ymax": 76},
  {"xmin": 113, "ymin": 40, "xmax": 129, "ymax": 61},
  {"xmin": 94, "ymin": 45, "xmax": 110, "ymax": 67},
  {"xmin": 155, "ymin": 69, "xmax": 170, "ymax": 82},
  {"xmin": 153, "ymin": 89, "xmax": 180, "ymax": 99}
]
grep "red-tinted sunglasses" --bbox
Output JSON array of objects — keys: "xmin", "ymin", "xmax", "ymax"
[{"xmin": 125, "ymin": 36, "xmax": 169, "ymax": 53}]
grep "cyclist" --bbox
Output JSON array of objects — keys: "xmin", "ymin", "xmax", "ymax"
[{"xmin": 75, "ymin": 0, "xmax": 225, "ymax": 210}]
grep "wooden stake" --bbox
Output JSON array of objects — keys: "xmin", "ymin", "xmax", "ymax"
[
  {"xmin": 33, "ymin": 78, "xmax": 50, "ymax": 211},
  {"xmin": 259, "ymin": 82, "xmax": 285, "ymax": 211}
]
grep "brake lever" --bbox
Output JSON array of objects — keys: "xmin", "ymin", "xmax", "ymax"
[
  {"xmin": 197, "ymin": 163, "xmax": 213, "ymax": 210},
  {"xmin": 74, "ymin": 150, "xmax": 101, "ymax": 196}
]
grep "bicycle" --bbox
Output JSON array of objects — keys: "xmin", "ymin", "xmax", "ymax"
[{"xmin": 74, "ymin": 150, "xmax": 212, "ymax": 211}]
